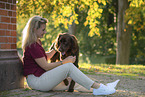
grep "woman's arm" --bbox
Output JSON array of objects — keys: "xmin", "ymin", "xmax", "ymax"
[
  {"xmin": 35, "ymin": 56, "xmax": 76, "ymax": 71},
  {"xmin": 35, "ymin": 57, "xmax": 62, "ymax": 71},
  {"xmin": 45, "ymin": 49, "xmax": 56, "ymax": 60}
]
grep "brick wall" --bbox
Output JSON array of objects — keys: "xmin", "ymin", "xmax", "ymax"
[
  {"xmin": 0, "ymin": 0, "xmax": 17, "ymax": 49},
  {"xmin": 0, "ymin": 0, "xmax": 24, "ymax": 91}
]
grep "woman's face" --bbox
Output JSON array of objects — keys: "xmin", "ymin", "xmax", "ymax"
[{"xmin": 35, "ymin": 24, "xmax": 46, "ymax": 38}]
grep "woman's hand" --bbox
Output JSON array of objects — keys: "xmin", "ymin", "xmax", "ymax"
[{"xmin": 62, "ymin": 56, "xmax": 76, "ymax": 64}]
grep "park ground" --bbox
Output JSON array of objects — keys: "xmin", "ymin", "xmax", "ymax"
[{"xmin": 0, "ymin": 72, "xmax": 145, "ymax": 97}]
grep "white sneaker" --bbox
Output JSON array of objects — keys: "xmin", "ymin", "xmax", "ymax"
[
  {"xmin": 106, "ymin": 79, "xmax": 120, "ymax": 88},
  {"xmin": 93, "ymin": 83, "xmax": 116, "ymax": 95}
]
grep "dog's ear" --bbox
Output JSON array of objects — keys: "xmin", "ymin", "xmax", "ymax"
[
  {"xmin": 71, "ymin": 35, "xmax": 79, "ymax": 54},
  {"xmin": 55, "ymin": 33, "xmax": 63, "ymax": 48}
]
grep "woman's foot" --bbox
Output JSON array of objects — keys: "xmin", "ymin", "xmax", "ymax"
[
  {"xmin": 93, "ymin": 83, "xmax": 116, "ymax": 95},
  {"xmin": 106, "ymin": 79, "xmax": 120, "ymax": 88}
]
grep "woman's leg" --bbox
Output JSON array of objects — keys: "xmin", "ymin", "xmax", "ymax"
[{"xmin": 27, "ymin": 63, "xmax": 95, "ymax": 91}]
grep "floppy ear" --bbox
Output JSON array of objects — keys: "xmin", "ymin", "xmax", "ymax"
[
  {"xmin": 55, "ymin": 33, "xmax": 62, "ymax": 49},
  {"xmin": 71, "ymin": 35, "xmax": 79, "ymax": 54}
]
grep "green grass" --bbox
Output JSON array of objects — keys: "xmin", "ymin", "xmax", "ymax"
[
  {"xmin": 0, "ymin": 91, "xmax": 10, "ymax": 97},
  {"xmin": 79, "ymin": 63, "xmax": 145, "ymax": 78}
]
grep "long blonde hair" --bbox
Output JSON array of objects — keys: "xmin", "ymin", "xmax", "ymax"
[{"xmin": 22, "ymin": 16, "xmax": 47, "ymax": 50}]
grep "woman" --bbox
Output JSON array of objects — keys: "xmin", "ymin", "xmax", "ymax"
[{"xmin": 22, "ymin": 16, "xmax": 119, "ymax": 95}]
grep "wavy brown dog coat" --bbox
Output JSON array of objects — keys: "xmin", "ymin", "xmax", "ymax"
[{"xmin": 50, "ymin": 33, "xmax": 79, "ymax": 92}]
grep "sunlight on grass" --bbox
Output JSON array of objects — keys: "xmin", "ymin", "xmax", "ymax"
[
  {"xmin": 24, "ymin": 78, "xmax": 31, "ymax": 90},
  {"xmin": 79, "ymin": 63, "xmax": 145, "ymax": 78}
]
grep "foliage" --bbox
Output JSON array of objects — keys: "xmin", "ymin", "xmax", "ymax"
[
  {"xmin": 16, "ymin": 0, "xmax": 145, "ymax": 65},
  {"xmin": 125, "ymin": 0, "xmax": 145, "ymax": 31},
  {"xmin": 16, "ymin": 0, "xmax": 116, "ymax": 55},
  {"xmin": 79, "ymin": 63, "xmax": 145, "ymax": 78},
  {"xmin": 76, "ymin": 0, "xmax": 117, "ymax": 64},
  {"xmin": 17, "ymin": 0, "xmax": 107, "ymax": 36},
  {"xmin": 125, "ymin": 0, "xmax": 145, "ymax": 64}
]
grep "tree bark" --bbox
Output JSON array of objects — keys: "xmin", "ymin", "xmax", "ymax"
[
  {"xmin": 68, "ymin": 21, "xmax": 76, "ymax": 35},
  {"xmin": 116, "ymin": 0, "xmax": 131, "ymax": 64}
]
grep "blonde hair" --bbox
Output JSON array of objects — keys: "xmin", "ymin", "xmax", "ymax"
[{"xmin": 22, "ymin": 16, "xmax": 47, "ymax": 50}]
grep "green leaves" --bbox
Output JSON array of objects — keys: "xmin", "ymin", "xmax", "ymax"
[
  {"xmin": 17, "ymin": 0, "xmax": 107, "ymax": 36},
  {"xmin": 84, "ymin": 1, "xmax": 105, "ymax": 37},
  {"xmin": 125, "ymin": 0, "xmax": 145, "ymax": 32},
  {"xmin": 17, "ymin": 0, "xmax": 145, "ymax": 37}
]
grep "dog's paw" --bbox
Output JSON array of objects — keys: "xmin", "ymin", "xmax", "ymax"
[
  {"xmin": 63, "ymin": 79, "xmax": 69, "ymax": 86},
  {"xmin": 67, "ymin": 89, "xmax": 74, "ymax": 92}
]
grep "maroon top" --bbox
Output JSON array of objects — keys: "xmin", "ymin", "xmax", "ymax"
[{"xmin": 23, "ymin": 42, "xmax": 47, "ymax": 77}]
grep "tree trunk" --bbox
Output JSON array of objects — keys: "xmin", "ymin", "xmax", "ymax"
[
  {"xmin": 116, "ymin": 0, "xmax": 131, "ymax": 64},
  {"xmin": 68, "ymin": 21, "xmax": 76, "ymax": 35}
]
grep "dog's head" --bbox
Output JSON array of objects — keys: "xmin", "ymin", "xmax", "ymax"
[{"xmin": 55, "ymin": 33, "xmax": 78, "ymax": 56}]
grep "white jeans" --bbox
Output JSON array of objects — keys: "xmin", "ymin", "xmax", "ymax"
[{"xmin": 26, "ymin": 63, "xmax": 94, "ymax": 91}]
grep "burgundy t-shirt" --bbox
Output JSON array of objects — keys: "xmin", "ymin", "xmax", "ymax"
[{"xmin": 23, "ymin": 42, "xmax": 47, "ymax": 77}]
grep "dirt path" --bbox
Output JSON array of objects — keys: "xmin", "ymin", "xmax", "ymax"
[
  {"xmin": 0, "ymin": 73, "xmax": 145, "ymax": 97},
  {"xmin": 88, "ymin": 73, "xmax": 145, "ymax": 97}
]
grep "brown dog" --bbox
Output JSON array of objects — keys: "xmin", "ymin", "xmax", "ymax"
[{"xmin": 50, "ymin": 33, "xmax": 79, "ymax": 92}]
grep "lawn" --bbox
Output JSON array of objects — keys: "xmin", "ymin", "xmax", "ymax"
[{"xmin": 79, "ymin": 63, "xmax": 145, "ymax": 78}]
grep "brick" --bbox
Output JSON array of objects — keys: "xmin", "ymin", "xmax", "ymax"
[
  {"xmin": 1, "ymin": 16, "xmax": 10, "ymax": 23},
  {"xmin": 0, "ymin": 23, "xmax": 7, "ymax": 29},
  {"xmin": 6, "ymin": 30, "xmax": 11, "ymax": 36},
  {"xmin": 11, "ymin": 4, "xmax": 16, "ymax": 10},
  {"xmin": 13, "ymin": 0, "xmax": 16, "ymax": 4},
  {"xmin": 11, "ymin": 30, "xmax": 17, "ymax": 36},
  {"xmin": 8, "ymin": 0, "xmax": 12, "ymax": 3},
  {"xmin": 13, "ymin": 37, "xmax": 17, "ymax": 43},
  {"xmin": 1, "ymin": 0, "xmax": 7, "ymax": 2},
  {"xmin": 13, "ymin": 24, "xmax": 16, "ymax": 30},
  {"xmin": 11, "ymin": 44, "xmax": 16, "ymax": 49},
  {"xmin": 0, "ymin": 37, "xmax": 8, "ymax": 43},
  {"xmin": 8, "ymin": 37, "xmax": 13, "ymax": 43},
  {"xmin": 1, "ymin": 44, "xmax": 11, "ymax": 49},
  {"xmin": 6, "ymin": 4, "xmax": 10, "ymax": 9},
  {"xmin": 0, "ymin": 3, "xmax": 5, "ymax": 9},
  {"xmin": 12, "ymin": 11, "xmax": 16, "ymax": 17},
  {"xmin": 11, "ymin": 17, "xmax": 16, "ymax": 23},
  {"xmin": 0, "ymin": 9, "xmax": 7, "ymax": 16},
  {"xmin": 8, "ymin": 11, "xmax": 12, "ymax": 16},
  {"xmin": 8, "ymin": 24, "xmax": 13, "ymax": 30},
  {"xmin": 0, "ymin": 30, "xmax": 6, "ymax": 36},
  {"xmin": 0, "ymin": 37, "xmax": 4, "ymax": 42}
]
